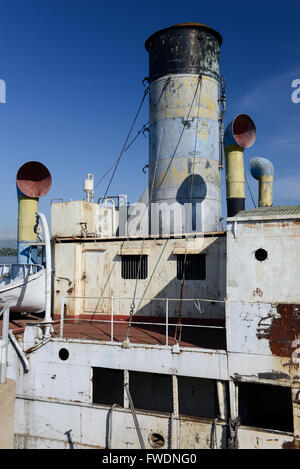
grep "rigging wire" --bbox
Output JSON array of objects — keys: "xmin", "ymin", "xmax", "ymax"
[
  {"xmin": 99, "ymin": 87, "xmax": 149, "ymax": 203},
  {"xmin": 218, "ymin": 77, "xmax": 226, "ymax": 169},
  {"xmin": 123, "ymin": 125, "xmax": 164, "ymax": 343},
  {"xmin": 90, "ymin": 77, "xmax": 256, "ymax": 344},
  {"xmin": 174, "ymin": 75, "xmax": 203, "ymax": 345},
  {"xmin": 124, "ymin": 75, "xmax": 202, "ymax": 344},
  {"xmin": 94, "ymin": 122, "xmax": 149, "ymax": 191},
  {"xmin": 89, "ymin": 78, "xmax": 171, "ymax": 326},
  {"xmin": 245, "ymin": 173, "xmax": 257, "ymax": 208},
  {"xmin": 95, "ymin": 76, "xmax": 171, "ymax": 197},
  {"xmin": 155, "ymin": 77, "xmax": 201, "ymax": 192}
]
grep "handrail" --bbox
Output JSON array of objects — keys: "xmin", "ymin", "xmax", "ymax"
[
  {"xmin": 63, "ymin": 295, "xmax": 225, "ymax": 303},
  {"xmin": 59, "ymin": 295, "xmax": 225, "ymax": 346},
  {"xmin": 8, "ymin": 329, "xmax": 30, "ymax": 373},
  {"xmin": 61, "ymin": 318, "xmax": 224, "ymax": 329}
]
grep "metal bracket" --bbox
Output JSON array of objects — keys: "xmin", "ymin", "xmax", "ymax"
[
  {"xmin": 122, "ymin": 339, "xmax": 130, "ymax": 349},
  {"xmin": 232, "ymin": 221, "xmax": 238, "ymax": 239}
]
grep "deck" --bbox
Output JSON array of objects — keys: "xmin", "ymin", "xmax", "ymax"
[{"xmin": 2, "ymin": 313, "xmax": 226, "ymax": 350}]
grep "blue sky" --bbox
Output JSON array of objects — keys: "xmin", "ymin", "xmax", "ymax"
[{"xmin": 0, "ymin": 0, "xmax": 299, "ymax": 238}]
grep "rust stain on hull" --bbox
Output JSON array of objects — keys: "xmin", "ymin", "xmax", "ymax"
[
  {"xmin": 282, "ymin": 439, "xmax": 300, "ymax": 449},
  {"xmin": 268, "ymin": 304, "xmax": 300, "ymax": 357},
  {"xmin": 253, "ymin": 288, "xmax": 263, "ymax": 298}
]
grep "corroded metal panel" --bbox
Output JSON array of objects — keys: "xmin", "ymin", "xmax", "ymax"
[
  {"xmin": 237, "ymin": 427, "xmax": 294, "ymax": 449},
  {"xmin": 226, "ymin": 301, "xmax": 300, "ymax": 361},
  {"xmin": 226, "ymin": 218, "xmax": 300, "ymax": 303},
  {"xmin": 109, "ymin": 409, "xmax": 169, "ymax": 449},
  {"xmin": 226, "ymin": 217, "xmax": 300, "ymax": 372},
  {"xmin": 178, "ymin": 418, "xmax": 226, "ymax": 448},
  {"xmin": 145, "ymin": 23, "xmax": 221, "ymax": 82},
  {"xmin": 9, "ymin": 338, "xmax": 227, "ymax": 449},
  {"xmin": 6, "ymin": 331, "xmax": 298, "ymax": 449},
  {"xmin": 148, "ymin": 75, "xmax": 221, "ymax": 233},
  {"xmin": 13, "ymin": 396, "xmax": 295, "ymax": 449},
  {"xmin": 6, "ymin": 339, "xmax": 228, "ymax": 405},
  {"xmin": 51, "ymin": 201, "xmax": 100, "ymax": 238},
  {"xmin": 150, "ymin": 75, "xmax": 219, "ymax": 123},
  {"xmin": 227, "ymin": 351, "xmax": 294, "ymax": 386}
]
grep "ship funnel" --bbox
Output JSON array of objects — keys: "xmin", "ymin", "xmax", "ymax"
[
  {"xmin": 145, "ymin": 23, "xmax": 222, "ymax": 235},
  {"xmin": 250, "ymin": 157, "xmax": 274, "ymax": 207},
  {"xmin": 16, "ymin": 161, "xmax": 52, "ymax": 263},
  {"xmin": 224, "ymin": 114, "xmax": 256, "ymax": 217}
]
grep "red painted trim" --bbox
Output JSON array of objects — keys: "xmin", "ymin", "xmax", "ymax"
[{"xmin": 10, "ymin": 326, "xmax": 26, "ymax": 334}]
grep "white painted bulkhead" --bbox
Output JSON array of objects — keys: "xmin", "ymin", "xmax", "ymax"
[
  {"xmin": 225, "ymin": 211, "xmax": 300, "ymax": 446},
  {"xmin": 226, "ymin": 213, "xmax": 300, "ymax": 360},
  {"xmin": 53, "ymin": 235, "xmax": 226, "ymax": 320},
  {"xmin": 5, "ymin": 336, "xmax": 295, "ymax": 449}
]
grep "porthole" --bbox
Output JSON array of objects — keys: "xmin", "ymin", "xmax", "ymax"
[
  {"xmin": 148, "ymin": 432, "xmax": 165, "ymax": 448},
  {"xmin": 59, "ymin": 348, "xmax": 69, "ymax": 361},
  {"xmin": 255, "ymin": 248, "xmax": 268, "ymax": 262}
]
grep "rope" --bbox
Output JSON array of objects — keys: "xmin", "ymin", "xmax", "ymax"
[{"xmin": 193, "ymin": 299, "xmax": 203, "ymax": 314}]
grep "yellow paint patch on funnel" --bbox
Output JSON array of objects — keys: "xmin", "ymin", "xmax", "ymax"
[
  {"xmin": 18, "ymin": 196, "xmax": 39, "ymax": 242},
  {"xmin": 225, "ymin": 145, "xmax": 246, "ymax": 199}
]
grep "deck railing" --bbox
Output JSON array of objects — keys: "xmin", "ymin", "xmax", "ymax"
[{"xmin": 58, "ymin": 295, "xmax": 225, "ymax": 348}]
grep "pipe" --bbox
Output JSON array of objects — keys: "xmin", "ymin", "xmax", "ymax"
[
  {"xmin": 217, "ymin": 380, "xmax": 228, "ymax": 421},
  {"xmin": 0, "ymin": 305, "xmax": 10, "ymax": 384},
  {"xmin": 25, "ymin": 336, "xmax": 51, "ymax": 354},
  {"xmin": 250, "ymin": 157, "xmax": 274, "ymax": 207},
  {"xmin": 37, "ymin": 212, "xmax": 52, "ymax": 337},
  {"xmin": 224, "ymin": 114, "xmax": 256, "ymax": 217},
  {"xmin": 8, "ymin": 330, "xmax": 30, "ymax": 373},
  {"xmin": 16, "ymin": 161, "xmax": 52, "ymax": 264},
  {"xmin": 124, "ymin": 383, "xmax": 145, "ymax": 449}
]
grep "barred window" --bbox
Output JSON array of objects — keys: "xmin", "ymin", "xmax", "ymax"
[
  {"xmin": 121, "ymin": 255, "xmax": 148, "ymax": 279},
  {"xmin": 177, "ymin": 254, "xmax": 206, "ymax": 280}
]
